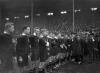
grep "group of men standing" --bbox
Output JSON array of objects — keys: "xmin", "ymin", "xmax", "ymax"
[
  {"xmin": 0, "ymin": 22, "xmax": 100, "ymax": 73},
  {"xmin": 15, "ymin": 26, "xmax": 67, "ymax": 68},
  {"xmin": 15, "ymin": 25, "xmax": 100, "ymax": 68}
]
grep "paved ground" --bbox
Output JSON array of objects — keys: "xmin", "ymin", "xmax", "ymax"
[
  {"xmin": 1, "ymin": 60, "xmax": 100, "ymax": 73},
  {"xmin": 20, "ymin": 62, "xmax": 100, "ymax": 73},
  {"xmin": 54, "ymin": 62, "xmax": 100, "ymax": 73}
]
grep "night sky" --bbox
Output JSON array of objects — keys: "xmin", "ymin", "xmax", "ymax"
[
  {"xmin": 0, "ymin": 0, "xmax": 100, "ymax": 13},
  {"xmin": 0, "ymin": 0, "xmax": 100, "ymax": 33}
]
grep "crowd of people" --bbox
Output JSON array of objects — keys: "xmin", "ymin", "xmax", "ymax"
[{"xmin": 0, "ymin": 22, "xmax": 100, "ymax": 73}]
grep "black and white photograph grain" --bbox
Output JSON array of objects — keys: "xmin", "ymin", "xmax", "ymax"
[{"xmin": 0, "ymin": 0, "xmax": 100, "ymax": 73}]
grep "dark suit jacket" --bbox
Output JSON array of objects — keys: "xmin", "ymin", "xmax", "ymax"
[
  {"xmin": 0, "ymin": 33, "xmax": 14, "ymax": 72},
  {"xmin": 29, "ymin": 35, "xmax": 40, "ymax": 60},
  {"xmin": 16, "ymin": 35, "xmax": 30, "ymax": 55}
]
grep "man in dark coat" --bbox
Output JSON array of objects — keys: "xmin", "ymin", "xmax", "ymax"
[
  {"xmin": 50, "ymin": 38, "xmax": 59, "ymax": 56},
  {"xmin": 98, "ymin": 37, "xmax": 100, "ymax": 60},
  {"xmin": 16, "ymin": 26, "xmax": 31, "ymax": 67},
  {"xmin": 71, "ymin": 35, "xmax": 83, "ymax": 63},
  {"xmin": 29, "ymin": 33, "xmax": 40, "ymax": 61},
  {"xmin": 0, "ymin": 22, "xmax": 15, "ymax": 72},
  {"xmin": 39, "ymin": 36, "xmax": 49, "ymax": 62},
  {"xmin": 64, "ymin": 36, "xmax": 73, "ymax": 61},
  {"xmin": 87, "ymin": 35, "xmax": 99, "ymax": 62}
]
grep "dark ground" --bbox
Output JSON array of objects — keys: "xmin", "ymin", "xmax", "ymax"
[
  {"xmin": 55, "ymin": 62, "xmax": 100, "ymax": 73},
  {"xmin": 21, "ymin": 61, "xmax": 100, "ymax": 73},
  {"xmin": 1, "ymin": 58, "xmax": 100, "ymax": 73}
]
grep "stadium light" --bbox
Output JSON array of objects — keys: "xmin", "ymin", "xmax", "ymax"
[
  {"xmin": 14, "ymin": 16, "xmax": 20, "ymax": 19},
  {"xmin": 36, "ymin": 14, "xmax": 40, "ymax": 16},
  {"xmin": 64, "ymin": 11, "xmax": 67, "ymax": 14},
  {"xmin": 50, "ymin": 13, "xmax": 53, "ymax": 15},
  {"xmin": 61, "ymin": 11, "xmax": 64, "ymax": 14},
  {"xmin": 5, "ymin": 18, "xmax": 10, "ymax": 21},
  {"xmin": 25, "ymin": 15, "xmax": 29, "ymax": 18},
  {"xmin": 61, "ymin": 11, "xmax": 67, "ymax": 14},
  {"xmin": 90, "ymin": 8, "xmax": 98, "ymax": 11},
  {"xmin": 48, "ymin": 13, "xmax": 51, "ymax": 16},
  {"xmin": 75, "ymin": 9, "xmax": 81, "ymax": 13},
  {"xmin": 47, "ymin": 12, "xmax": 53, "ymax": 16}
]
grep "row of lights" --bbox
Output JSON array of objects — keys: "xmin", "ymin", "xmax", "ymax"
[
  {"xmin": 5, "ymin": 10, "xmax": 76, "ymax": 20},
  {"xmin": 47, "ymin": 12, "xmax": 54, "ymax": 16},
  {"xmin": 5, "ymin": 8, "xmax": 98, "ymax": 21},
  {"xmin": 61, "ymin": 11, "xmax": 67, "ymax": 14},
  {"xmin": 90, "ymin": 8, "xmax": 98, "ymax": 11},
  {"xmin": 74, "ymin": 9, "xmax": 81, "ymax": 13},
  {"xmin": 6, "ymin": 15, "xmax": 30, "ymax": 20}
]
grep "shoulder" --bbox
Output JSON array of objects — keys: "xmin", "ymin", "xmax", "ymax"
[{"xmin": 0, "ymin": 34, "xmax": 12, "ymax": 39}]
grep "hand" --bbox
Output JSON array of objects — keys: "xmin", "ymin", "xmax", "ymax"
[{"xmin": 13, "ymin": 57, "xmax": 17, "ymax": 63}]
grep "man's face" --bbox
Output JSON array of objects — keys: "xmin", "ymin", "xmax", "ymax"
[
  {"xmin": 71, "ymin": 34, "xmax": 75, "ymax": 39},
  {"xmin": 34, "ymin": 29, "xmax": 40, "ymax": 36},
  {"xmin": 24, "ymin": 27, "xmax": 30, "ymax": 34},
  {"xmin": 9, "ymin": 25, "xmax": 15, "ymax": 33}
]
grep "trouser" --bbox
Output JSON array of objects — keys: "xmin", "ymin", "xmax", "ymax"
[
  {"xmin": 71, "ymin": 54, "xmax": 83, "ymax": 62},
  {"xmin": 31, "ymin": 49, "xmax": 39, "ymax": 61},
  {"xmin": 17, "ymin": 54, "xmax": 28, "ymax": 67},
  {"xmin": 0, "ymin": 54, "xmax": 13, "ymax": 72}
]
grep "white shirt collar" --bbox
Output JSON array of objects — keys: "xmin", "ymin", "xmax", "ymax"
[
  {"xmin": 22, "ymin": 33, "xmax": 26, "ymax": 36},
  {"xmin": 33, "ymin": 33, "xmax": 36, "ymax": 36},
  {"xmin": 4, "ymin": 31, "xmax": 10, "ymax": 34}
]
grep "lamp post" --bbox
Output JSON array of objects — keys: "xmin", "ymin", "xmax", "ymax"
[
  {"xmin": 90, "ymin": 7, "xmax": 97, "ymax": 31},
  {"xmin": 31, "ymin": 0, "xmax": 34, "ymax": 34},
  {"xmin": 72, "ymin": 0, "xmax": 75, "ymax": 32}
]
